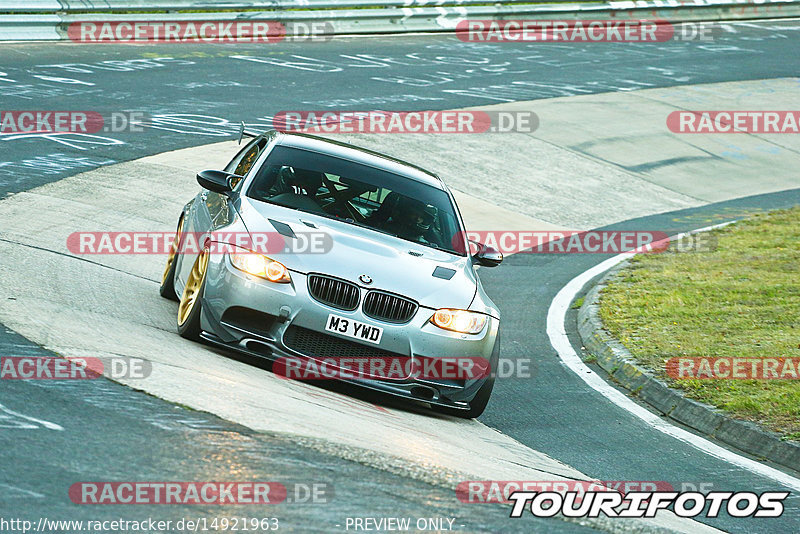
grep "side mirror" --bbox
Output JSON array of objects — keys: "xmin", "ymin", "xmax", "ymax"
[
  {"xmin": 472, "ymin": 242, "xmax": 503, "ymax": 267},
  {"xmin": 197, "ymin": 169, "xmax": 237, "ymax": 194}
]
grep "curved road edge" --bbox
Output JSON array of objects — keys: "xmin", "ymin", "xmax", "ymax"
[
  {"xmin": 576, "ymin": 245, "xmax": 800, "ymax": 473},
  {"xmin": 547, "ymin": 222, "xmax": 800, "ymax": 493}
]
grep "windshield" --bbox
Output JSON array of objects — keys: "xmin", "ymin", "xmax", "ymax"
[{"xmin": 246, "ymin": 145, "xmax": 464, "ymax": 255}]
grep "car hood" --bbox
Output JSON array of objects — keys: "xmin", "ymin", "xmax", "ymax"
[{"xmin": 238, "ymin": 198, "xmax": 477, "ymax": 310}]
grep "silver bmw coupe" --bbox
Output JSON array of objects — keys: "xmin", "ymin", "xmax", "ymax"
[{"xmin": 160, "ymin": 128, "xmax": 503, "ymax": 417}]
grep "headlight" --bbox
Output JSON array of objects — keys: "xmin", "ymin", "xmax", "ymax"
[
  {"xmin": 229, "ymin": 248, "xmax": 291, "ymax": 283},
  {"xmin": 430, "ymin": 309, "xmax": 487, "ymax": 334}
]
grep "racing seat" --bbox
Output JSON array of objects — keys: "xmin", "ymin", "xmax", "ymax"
[
  {"xmin": 368, "ymin": 191, "xmax": 401, "ymax": 227},
  {"xmin": 291, "ymin": 168, "xmax": 324, "ymax": 197}
]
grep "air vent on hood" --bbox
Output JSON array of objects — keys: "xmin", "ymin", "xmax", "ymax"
[
  {"xmin": 268, "ymin": 219, "xmax": 296, "ymax": 239},
  {"xmin": 432, "ymin": 266, "xmax": 456, "ymax": 280}
]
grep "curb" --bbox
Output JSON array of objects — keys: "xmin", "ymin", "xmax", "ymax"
[{"xmin": 577, "ymin": 263, "xmax": 800, "ymax": 474}]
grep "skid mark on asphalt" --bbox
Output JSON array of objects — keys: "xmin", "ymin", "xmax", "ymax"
[
  {"xmin": 0, "ymin": 402, "xmax": 63, "ymax": 430},
  {"xmin": 0, "ymin": 483, "xmax": 45, "ymax": 499},
  {"xmin": 23, "ymin": 380, "xmax": 234, "ymax": 433}
]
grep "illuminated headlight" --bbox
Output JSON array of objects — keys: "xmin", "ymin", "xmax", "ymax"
[
  {"xmin": 229, "ymin": 248, "xmax": 291, "ymax": 283},
  {"xmin": 430, "ymin": 309, "xmax": 488, "ymax": 334}
]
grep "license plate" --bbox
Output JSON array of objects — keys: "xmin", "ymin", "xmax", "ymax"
[{"xmin": 325, "ymin": 314, "xmax": 383, "ymax": 345}]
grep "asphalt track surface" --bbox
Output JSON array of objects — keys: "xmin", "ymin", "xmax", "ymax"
[
  {"xmin": 1, "ymin": 22, "xmax": 800, "ymax": 192},
  {"xmin": 2, "ymin": 22, "xmax": 800, "ymax": 533},
  {"xmin": 480, "ymin": 189, "xmax": 800, "ymax": 533},
  {"xmin": 1, "ymin": 327, "xmax": 589, "ymax": 533}
]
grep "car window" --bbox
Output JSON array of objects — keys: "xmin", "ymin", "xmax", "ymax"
[
  {"xmin": 246, "ymin": 145, "xmax": 463, "ymax": 255},
  {"xmin": 225, "ymin": 137, "xmax": 268, "ymax": 189}
]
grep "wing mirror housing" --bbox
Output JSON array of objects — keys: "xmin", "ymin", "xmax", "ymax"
[
  {"xmin": 471, "ymin": 241, "xmax": 503, "ymax": 267},
  {"xmin": 197, "ymin": 169, "xmax": 238, "ymax": 194}
]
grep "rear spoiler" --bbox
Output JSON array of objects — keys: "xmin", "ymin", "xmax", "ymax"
[{"xmin": 237, "ymin": 121, "xmax": 260, "ymax": 145}]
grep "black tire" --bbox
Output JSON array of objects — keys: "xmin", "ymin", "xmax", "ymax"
[
  {"xmin": 159, "ymin": 217, "xmax": 184, "ymax": 301},
  {"xmin": 432, "ymin": 374, "xmax": 495, "ymax": 419}
]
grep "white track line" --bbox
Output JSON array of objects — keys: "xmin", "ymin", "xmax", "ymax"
[
  {"xmin": 0, "ymin": 402, "xmax": 64, "ymax": 431},
  {"xmin": 546, "ymin": 223, "xmax": 800, "ymax": 492}
]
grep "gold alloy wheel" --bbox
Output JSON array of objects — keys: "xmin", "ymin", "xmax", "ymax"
[
  {"xmin": 162, "ymin": 218, "xmax": 184, "ymax": 285},
  {"xmin": 178, "ymin": 248, "xmax": 209, "ymax": 326}
]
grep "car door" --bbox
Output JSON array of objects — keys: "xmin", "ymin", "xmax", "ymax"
[{"xmin": 175, "ymin": 134, "xmax": 271, "ymax": 293}]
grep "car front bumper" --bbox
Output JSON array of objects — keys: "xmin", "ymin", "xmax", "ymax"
[{"xmin": 198, "ymin": 252, "xmax": 500, "ymax": 410}]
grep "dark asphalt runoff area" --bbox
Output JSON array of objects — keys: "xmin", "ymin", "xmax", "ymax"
[
  {"xmin": 2, "ymin": 21, "xmax": 800, "ymax": 533},
  {"xmin": 0, "ymin": 326, "xmax": 593, "ymax": 533}
]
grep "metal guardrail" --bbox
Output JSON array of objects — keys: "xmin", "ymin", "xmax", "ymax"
[
  {"xmin": 0, "ymin": 0, "xmax": 582, "ymax": 12},
  {"xmin": 2, "ymin": 0, "xmax": 800, "ymax": 40}
]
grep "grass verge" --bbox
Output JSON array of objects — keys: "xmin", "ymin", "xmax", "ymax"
[{"xmin": 599, "ymin": 207, "xmax": 800, "ymax": 439}]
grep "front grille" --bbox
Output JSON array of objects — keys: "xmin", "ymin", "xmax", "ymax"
[
  {"xmin": 363, "ymin": 290, "xmax": 418, "ymax": 323},
  {"xmin": 307, "ymin": 274, "xmax": 360, "ymax": 311},
  {"xmin": 283, "ymin": 325, "xmax": 407, "ymax": 362}
]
